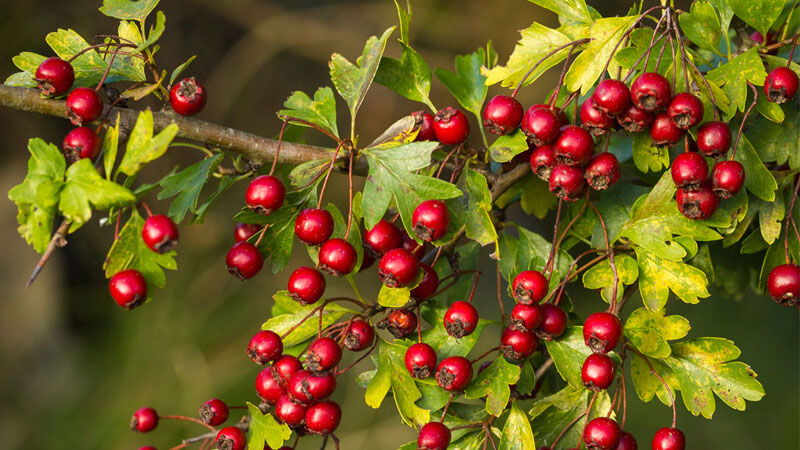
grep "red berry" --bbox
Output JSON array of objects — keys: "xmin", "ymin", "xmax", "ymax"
[
  {"xmin": 62, "ymin": 126, "xmax": 101, "ymax": 162},
  {"xmin": 215, "ymin": 426, "xmax": 247, "ymax": 450},
  {"xmin": 435, "ymin": 356, "xmax": 473, "ymax": 391},
  {"xmin": 583, "ymin": 417, "xmax": 621, "ymax": 450},
  {"xmin": 671, "ymin": 152, "xmax": 708, "ymax": 190},
  {"xmin": 318, "ymin": 238, "xmax": 357, "ymax": 276},
  {"xmin": 306, "ymin": 337, "xmax": 342, "ymax": 372},
  {"xmin": 66, "ymin": 87, "xmax": 103, "ymax": 126},
  {"xmin": 766, "ymin": 264, "xmax": 799, "ymax": 305},
  {"xmin": 549, "ymin": 164, "xmax": 586, "ymax": 201},
  {"xmin": 512, "ymin": 270, "xmax": 548, "ymax": 304},
  {"xmin": 500, "ymin": 327, "xmax": 539, "ymax": 362},
  {"xmin": 109, "ymin": 269, "xmax": 148, "ymax": 309},
  {"xmin": 294, "ymin": 208, "xmax": 334, "ymax": 245},
  {"xmin": 405, "ymin": 342, "xmax": 438, "ymax": 379},
  {"xmin": 344, "ymin": 319, "xmax": 374, "ymax": 351},
  {"xmin": 131, "ymin": 407, "xmax": 158, "ymax": 432},
  {"xmin": 522, "ymin": 106, "xmax": 561, "ymax": 146},
  {"xmin": 617, "ymin": 104, "xmax": 653, "ymax": 133},
  {"xmin": 667, "ymin": 93, "xmax": 704, "ymax": 130},
  {"xmin": 234, "ymin": 223, "xmax": 261, "ymax": 242},
  {"xmin": 433, "ymin": 107, "xmax": 470, "ymax": 145},
  {"xmin": 510, "ymin": 303, "xmax": 543, "ymax": 332},
  {"xmin": 401, "ymin": 229, "xmax": 426, "ymax": 259},
  {"xmin": 412, "ymin": 200, "xmax": 449, "ymax": 242},
  {"xmin": 381, "ymin": 308, "xmax": 418, "ymax": 338},
  {"xmin": 142, "ymin": 214, "xmax": 179, "ymax": 254},
  {"xmin": 483, "ymin": 95, "xmax": 524, "ymax": 135},
  {"xmin": 631, "ymin": 72, "xmax": 672, "ymax": 112},
  {"xmin": 305, "ymin": 401, "xmax": 341, "ymax": 435},
  {"xmin": 255, "ymin": 367, "xmax": 285, "ymax": 404},
  {"xmin": 170, "ymin": 77, "xmax": 207, "ymax": 116},
  {"xmin": 248, "ymin": 330, "xmax": 283, "ymax": 364},
  {"xmin": 696, "ymin": 121, "xmax": 732, "ymax": 157},
  {"xmin": 530, "ymin": 145, "xmax": 557, "ymax": 181},
  {"xmin": 581, "ymin": 353, "xmax": 617, "ymax": 390},
  {"xmin": 593, "ymin": 79, "xmax": 631, "ymax": 116},
  {"xmin": 137, "ymin": 447, "xmax": 157, "ymax": 450},
  {"xmin": 199, "ymin": 398, "xmax": 229, "ymax": 427},
  {"xmin": 585, "ymin": 152, "xmax": 621, "ymax": 191},
  {"xmin": 710, "ymin": 160, "xmax": 745, "ymax": 199},
  {"xmin": 226, "ymin": 242, "xmax": 263, "ymax": 280},
  {"xmin": 288, "ymin": 370, "xmax": 336, "ymax": 403},
  {"xmin": 418, "ymin": 422, "xmax": 451, "ymax": 450},
  {"xmin": 272, "ymin": 355, "xmax": 303, "ymax": 387},
  {"xmin": 378, "ymin": 248, "xmax": 420, "ymax": 287},
  {"xmin": 615, "ymin": 431, "xmax": 638, "ymax": 450},
  {"xmin": 650, "ymin": 112, "xmax": 685, "ymax": 146},
  {"xmin": 537, "ymin": 304, "xmax": 567, "ymax": 340},
  {"xmin": 676, "ymin": 184, "xmax": 719, "ymax": 220},
  {"xmin": 443, "ymin": 301, "xmax": 479, "ymax": 338},
  {"xmin": 763, "ymin": 66, "xmax": 799, "ymax": 103},
  {"xmin": 287, "ymin": 266, "xmax": 326, "ymax": 305},
  {"xmin": 554, "ymin": 125, "xmax": 594, "ymax": 167},
  {"xmin": 35, "ymin": 57, "xmax": 74, "ymax": 96},
  {"xmin": 583, "ymin": 312, "xmax": 623, "ymax": 353},
  {"xmin": 364, "ymin": 219, "xmax": 403, "ymax": 256},
  {"xmin": 274, "ymin": 395, "xmax": 307, "ymax": 428},
  {"xmin": 411, "ymin": 263, "xmax": 439, "ymax": 301},
  {"xmin": 580, "ymin": 100, "xmax": 615, "ymax": 136},
  {"xmin": 412, "ymin": 111, "xmax": 437, "ymax": 142},
  {"xmin": 246, "ymin": 175, "xmax": 285, "ymax": 215},
  {"xmin": 651, "ymin": 427, "xmax": 686, "ymax": 450}
]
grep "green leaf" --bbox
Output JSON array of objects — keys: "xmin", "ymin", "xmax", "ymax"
[
  {"xmin": 133, "ymin": 10, "xmax": 166, "ymax": 53},
  {"xmin": 632, "ymin": 128, "xmax": 669, "ymax": 173},
  {"xmin": 517, "ymin": 361, "xmax": 536, "ymax": 397},
  {"xmin": 636, "ymin": 247, "xmax": 710, "ymax": 310},
  {"xmin": 615, "ymin": 27, "xmax": 673, "ymax": 73},
  {"xmin": 392, "ymin": 0, "xmax": 411, "ymax": 44},
  {"xmin": 756, "ymin": 197, "xmax": 784, "ymax": 244},
  {"xmin": 103, "ymin": 114, "xmax": 121, "ymax": 180},
  {"xmin": 624, "ymin": 308, "xmax": 691, "ymax": 358},
  {"xmin": 99, "ymin": 0, "xmax": 159, "ymax": 20},
  {"xmin": 421, "ymin": 300, "xmax": 493, "ymax": 359},
  {"xmin": 455, "ymin": 168, "xmax": 498, "ymax": 247},
  {"xmin": 193, "ymin": 175, "xmax": 237, "ymax": 224},
  {"xmin": 746, "ymin": 105, "xmax": 800, "ymax": 169},
  {"xmin": 590, "ymin": 181, "xmax": 649, "ymax": 248},
  {"xmin": 169, "ymin": 55, "xmax": 196, "ymax": 86},
  {"xmin": 726, "ymin": 0, "xmax": 785, "ymax": 35},
  {"xmin": 565, "ymin": 16, "xmax": 637, "ymax": 95},
  {"xmin": 375, "ymin": 42, "xmax": 436, "ymax": 111},
  {"xmin": 499, "ymin": 402, "xmax": 535, "ymax": 450},
  {"xmin": 365, "ymin": 340, "xmax": 394, "ymax": 408},
  {"xmin": 465, "ymin": 357, "xmax": 521, "ymax": 416},
  {"xmin": 489, "ymin": 130, "xmax": 528, "ymax": 163},
  {"xmin": 118, "ymin": 110, "xmax": 179, "ymax": 176},
  {"xmin": 582, "ymin": 254, "xmax": 639, "ymax": 302},
  {"xmin": 435, "ymin": 48, "xmax": 488, "ymax": 118},
  {"xmin": 527, "ymin": 0, "xmax": 592, "ymax": 23},
  {"xmin": 706, "ymin": 49, "xmax": 767, "ymax": 114},
  {"xmin": 733, "ymin": 134, "xmax": 777, "ymax": 201},
  {"xmin": 483, "ymin": 23, "xmax": 572, "ymax": 89},
  {"xmin": 47, "ymin": 28, "xmax": 144, "ymax": 85},
  {"xmin": 755, "ymin": 89, "xmax": 785, "ymax": 123},
  {"xmin": 529, "ymin": 386, "xmax": 612, "ymax": 448},
  {"xmin": 378, "ymin": 285, "xmax": 412, "ymax": 307},
  {"xmin": 520, "ymin": 175, "xmax": 558, "ymax": 219},
  {"xmin": 678, "ymin": 1, "xmax": 722, "ymax": 54},
  {"xmin": 59, "ymin": 159, "xmax": 136, "ymax": 230},
  {"xmin": 630, "ymin": 353, "xmax": 679, "ymax": 406},
  {"xmin": 157, "ymin": 154, "xmax": 223, "ymax": 223},
  {"xmin": 262, "ymin": 291, "xmax": 356, "ymax": 347},
  {"xmin": 279, "ymin": 87, "xmax": 339, "ymax": 139},
  {"xmin": 545, "ymin": 326, "xmax": 619, "ymax": 388},
  {"xmin": 246, "ymin": 402, "xmax": 291, "ymax": 450},
  {"xmin": 381, "ymin": 339, "xmax": 430, "ymax": 426}
]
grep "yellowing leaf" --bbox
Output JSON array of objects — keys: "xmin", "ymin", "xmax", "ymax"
[
  {"xmin": 565, "ymin": 16, "xmax": 636, "ymax": 95},
  {"xmin": 636, "ymin": 247, "xmax": 710, "ymax": 310},
  {"xmin": 624, "ymin": 308, "xmax": 690, "ymax": 358}
]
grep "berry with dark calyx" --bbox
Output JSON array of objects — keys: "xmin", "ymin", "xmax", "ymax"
[
  {"xmin": 318, "ymin": 238, "xmax": 357, "ymax": 276},
  {"xmin": 380, "ymin": 308, "xmax": 418, "ymax": 338},
  {"xmin": 364, "ymin": 219, "xmax": 403, "ymax": 256},
  {"xmin": 109, "ymin": 269, "xmax": 148, "ymax": 309},
  {"xmin": 215, "ymin": 426, "xmax": 246, "ymax": 450},
  {"xmin": 500, "ymin": 327, "xmax": 539, "ymax": 362},
  {"xmin": 417, "ymin": 422, "xmax": 451, "ymax": 450},
  {"xmin": 294, "ymin": 208, "xmax": 334, "ymax": 245},
  {"xmin": 234, "ymin": 223, "xmax": 261, "ymax": 242},
  {"xmin": 676, "ymin": 184, "xmax": 719, "ymax": 220},
  {"xmin": 549, "ymin": 164, "xmax": 586, "ymax": 201},
  {"xmin": 287, "ymin": 266, "xmax": 326, "ymax": 305},
  {"xmin": 512, "ymin": 270, "xmax": 548, "ymax": 304},
  {"xmin": 35, "ymin": 57, "xmax": 74, "ymax": 96},
  {"xmin": 170, "ymin": 77, "xmax": 207, "ymax": 116},
  {"xmin": 344, "ymin": 319, "xmax": 374, "ymax": 351},
  {"xmin": 593, "ymin": 79, "xmax": 631, "ymax": 116},
  {"xmin": 696, "ymin": 121, "xmax": 732, "ymax": 157},
  {"xmin": 530, "ymin": 145, "xmax": 557, "ymax": 181},
  {"xmin": 710, "ymin": 160, "xmax": 745, "ymax": 199},
  {"xmin": 631, "ymin": 72, "xmax": 672, "ymax": 112},
  {"xmin": 580, "ymin": 100, "xmax": 615, "ymax": 136},
  {"xmin": 650, "ymin": 112, "xmax": 685, "ymax": 146},
  {"xmin": 246, "ymin": 175, "xmax": 285, "ymax": 216},
  {"xmin": 553, "ymin": 125, "xmax": 594, "ymax": 167},
  {"xmin": 412, "ymin": 111, "xmax": 437, "ymax": 142},
  {"xmin": 483, "ymin": 95, "xmax": 524, "ymax": 135},
  {"xmin": 763, "ymin": 66, "xmax": 799, "ymax": 103},
  {"xmin": 65, "ymin": 87, "xmax": 103, "ymax": 126},
  {"xmin": 583, "ymin": 312, "xmax": 623, "ymax": 353},
  {"xmin": 401, "ymin": 230, "xmax": 425, "ymax": 259},
  {"xmin": 199, "ymin": 398, "xmax": 229, "ymax": 427},
  {"xmin": 583, "ymin": 417, "xmax": 621, "ymax": 450},
  {"xmin": 62, "ymin": 126, "xmax": 101, "ymax": 162},
  {"xmin": 435, "ymin": 356, "xmax": 473, "ymax": 391},
  {"xmin": 581, "ymin": 353, "xmax": 617, "ymax": 390},
  {"xmin": 142, "ymin": 214, "xmax": 179, "ymax": 254},
  {"xmin": 617, "ymin": 104, "xmax": 653, "ymax": 133},
  {"xmin": 443, "ymin": 301, "xmax": 479, "ymax": 338},
  {"xmin": 766, "ymin": 264, "xmax": 799, "ymax": 305},
  {"xmin": 255, "ymin": 367, "xmax": 285, "ymax": 404},
  {"xmin": 615, "ymin": 431, "xmax": 638, "ymax": 450},
  {"xmin": 248, "ymin": 330, "xmax": 283, "ymax": 364},
  {"xmin": 433, "ymin": 107, "xmax": 470, "ymax": 145},
  {"xmin": 306, "ymin": 337, "xmax": 342, "ymax": 372},
  {"xmin": 226, "ymin": 242, "xmax": 263, "ymax": 280},
  {"xmin": 272, "ymin": 355, "xmax": 303, "ymax": 387},
  {"xmin": 522, "ymin": 106, "xmax": 561, "ymax": 146},
  {"xmin": 651, "ymin": 427, "xmax": 686, "ymax": 450},
  {"xmin": 274, "ymin": 395, "xmax": 307, "ymax": 428},
  {"xmin": 131, "ymin": 407, "xmax": 158, "ymax": 432},
  {"xmin": 405, "ymin": 342, "xmax": 438, "ymax": 379},
  {"xmin": 537, "ymin": 304, "xmax": 567, "ymax": 340},
  {"xmin": 412, "ymin": 200, "xmax": 449, "ymax": 242},
  {"xmin": 378, "ymin": 248, "xmax": 420, "ymax": 288},
  {"xmin": 585, "ymin": 152, "xmax": 621, "ymax": 191},
  {"xmin": 305, "ymin": 401, "xmax": 341, "ymax": 435},
  {"xmin": 667, "ymin": 92, "xmax": 704, "ymax": 130},
  {"xmin": 288, "ymin": 370, "xmax": 336, "ymax": 403},
  {"xmin": 510, "ymin": 303, "xmax": 543, "ymax": 332},
  {"xmin": 411, "ymin": 263, "xmax": 439, "ymax": 301},
  {"xmin": 670, "ymin": 152, "xmax": 709, "ymax": 191}
]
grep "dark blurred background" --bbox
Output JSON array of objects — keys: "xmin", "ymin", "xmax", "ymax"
[{"xmin": 0, "ymin": 1, "xmax": 797, "ymax": 449}]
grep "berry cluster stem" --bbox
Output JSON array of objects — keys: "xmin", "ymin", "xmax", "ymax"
[{"xmin": 731, "ymin": 81, "xmax": 759, "ymax": 160}]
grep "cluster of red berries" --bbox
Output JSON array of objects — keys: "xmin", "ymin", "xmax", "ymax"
[{"xmin": 505, "ymin": 270, "xmax": 568, "ymax": 360}]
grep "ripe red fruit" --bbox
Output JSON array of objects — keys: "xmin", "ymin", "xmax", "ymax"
[
  {"xmin": 344, "ymin": 319, "xmax": 375, "ymax": 351},
  {"xmin": 245, "ymin": 175, "xmax": 285, "ymax": 215},
  {"xmin": 615, "ymin": 431, "xmax": 638, "ymax": 450},
  {"xmin": 583, "ymin": 312, "xmax": 623, "ymax": 353},
  {"xmin": 405, "ymin": 342, "xmax": 438, "ymax": 379},
  {"xmin": 418, "ymin": 422, "xmax": 451, "ymax": 450},
  {"xmin": 248, "ymin": 330, "xmax": 283, "ymax": 364},
  {"xmin": 364, "ymin": 219, "xmax": 403, "ymax": 256},
  {"xmin": 671, "ymin": 152, "xmax": 708, "ymax": 190},
  {"xmin": 580, "ymin": 100, "xmax": 615, "ymax": 136},
  {"xmin": 379, "ymin": 248, "xmax": 420, "ymax": 287},
  {"xmin": 66, "ymin": 87, "xmax": 103, "ymax": 125},
  {"xmin": 411, "ymin": 263, "xmax": 439, "ymax": 301},
  {"xmin": 763, "ymin": 66, "xmax": 799, "ymax": 103},
  {"xmin": 402, "ymin": 229, "xmax": 425, "ymax": 259},
  {"xmin": 522, "ymin": 106, "xmax": 561, "ymax": 146},
  {"xmin": 651, "ymin": 427, "xmax": 686, "ymax": 450},
  {"xmin": 382, "ymin": 308, "xmax": 418, "ymax": 338},
  {"xmin": 435, "ymin": 356, "xmax": 473, "ymax": 391},
  {"xmin": 483, "ymin": 95, "xmax": 524, "ymax": 135},
  {"xmin": 593, "ymin": 79, "xmax": 631, "ymax": 116},
  {"xmin": 305, "ymin": 401, "xmax": 341, "ymax": 435},
  {"xmin": 500, "ymin": 327, "xmax": 539, "ymax": 362},
  {"xmin": 537, "ymin": 303, "xmax": 567, "ymax": 340},
  {"xmin": 710, "ymin": 160, "xmax": 745, "ymax": 199},
  {"xmin": 412, "ymin": 199, "xmax": 449, "ymax": 242},
  {"xmin": 109, "ymin": 269, "xmax": 148, "ymax": 309},
  {"xmin": 667, "ymin": 92, "xmax": 704, "ymax": 130},
  {"xmin": 433, "ymin": 107, "xmax": 470, "ymax": 145},
  {"xmin": 62, "ymin": 126, "xmax": 101, "ymax": 162},
  {"xmin": 512, "ymin": 270, "xmax": 548, "ymax": 304},
  {"xmin": 650, "ymin": 112, "xmax": 685, "ymax": 146},
  {"xmin": 287, "ymin": 266, "xmax": 326, "ymax": 305},
  {"xmin": 255, "ymin": 367, "xmax": 285, "ymax": 404},
  {"xmin": 199, "ymin": 398, "xmax": 229, "ymax": 427},
  {"xmin": 530, "ymin": 145, "xmax": 557, "ymax": 181},
  {"xmin": 272, "ymin": 355, "xmax": 303, "ymax": 387},
  {"xmin": 318, "ymin": 238, "xmax": 357, "ymax": 276},
  {"xmin": 412, "ymin": 111, "xmax": 437, "ymax": 142},
  {"xmin": 676, "ymin": 184, "xmax": 719, "ymax": 220},
  {"xmin": 306, "ymin": 337, "xmax": 342, "ymax": 371},
  {"xmin": 581, "ymin": 353, "xmax": 617, "ymax": 390},
  {"xmin": 215, "ymin": 426, "xmax": 246, "ymax": 450},
  {"xmin": 766, "ymin": 264, "xmax": 799, "ymax": 305},
  {"xmin": 170, "ymin": 77, "xmax": 207, "ymax": 116},
  {"xmin": 617, "ymin": 104, "xmax": 653, "ymax": 133},
  {"xmin": 226, "ymin": 242, "xmax": 263, "ymax": 280},
  {"xmin": 585, "ymin": 152, "xmax": 621, "ymax": 191},
  {"xmin": 131, "ymin": 407, "xmax": 159, "ymax": 432},
  {"xmin": 234, "ymin": 223, "xmax": 261, "ymax": 242},
  {"xmin": 443, "ymin": 301, "xmax": 479, "ymax": 338},
  {"xmin": 510, "ymin": 303, "xmax": 543, "ymax": 332},
  {"xmin": 274, "ymin": 394, "xmax": 307, "ymax": 427},
  {"xmin": 35, "ymin": 57, "xmax": 74, "ymax": 96},
  {"xmin": 696, "ymin": 121, "xmax": 732, "ymax": 157},
  {"xmin": 142, "ymin": 214, "xmax": 179, "ymax": 254},
  {"xmin": 631, "ymin": 72, "xmax": 672, "ymax": 112},
  {"xmin": 294, "ymin": 208, "xmax": 334, "ymax": 245},
  {"xmin": 549, "ymin": 164, "xmax": 586, "ymax": 201},
  {"xmin": 288, "ymin": 370, "xmax": 336, "ymax": 403},
  {"xmin": 554, "ymin": 125, "xmax": 594, "ymax": 167},
  {"xmin": 137, "ymin": 446, "xmax": 157, "ymax": 450},
  {"xmin": 583, "ymin": 417, "xmax": 621, "ymax": 450}
]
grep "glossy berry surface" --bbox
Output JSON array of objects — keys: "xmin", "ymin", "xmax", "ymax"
[
  {"xmin": 234, "ymin": 223, "xmax": 261, "ymax": 242},
  {"xmin": 512, "ymin": 270, "xmax": 548, "ymax": 304},
  {"xmin": 593, "ymin": 79, "xmax": 631, "ymax": 116},
  {"xmin": 382, "ymin": 308, "xmax": 417, "ymax": 338},
  {"xmin": 364, "ymin": 219, "xmax": 403, "ymax": 256},
  {"xmin": 248, "ymin": 330, "xmax": 283, "ymax": 364},
  {"xmin": 583, "ymin": 417, "xmax": 621, "ymax": 450},
  {"xmin": 199, "ymin": 398, "xmax": 229, "ymax": 426},
  {"xmin": 411, "ymin": 263, "xmax": 439, "ymax": 301},
  {"xmin": 671, "ymin": 152, "xmax": 708, "ymax": 190},
  {"xmin": 433, "ymin": 107, "xmax": 470, "ymax": 145},
  {"xmin": 549, "ymin": 164, "xmax": 586, "ymax": 202},
  {"xmin": 435, "ymin": 356, "xmax": 473, "ymax": 391},
  {"xmin": 226, "ymin": 242, "xmax": 263, "ymax": 280},
  {"xmin": 553, "ymin": 125, "xmax": 594, "ymax": 167},
  {"xmin": 585, "ymin": 152, "xmax": 620, "ymax": 191},
  {"xmin": 766, "ymin": 264, "xmax": 799, "ymax": 305},
  {"xmin": 583, "ymin": 312, "xmax": 623, "ymax": 353},
  {"xmin": 667, "ymin": 92, "xmax": 704, "ymax": 130},
  {"xmin": 288, "ymin": 370, "xmax": 336, "ymax": 403},
  {"xmin": 142, "ymin": 214, "xmax": 179, "ymax": 254},
  {"xmin": 294, "ymin": 208, "xmax": 334, "ymax": 245},
  {"xmin": 412, "ymin": 199, "xmax": 449, "ymax": 242},
  {"xmin": 412, "ymin": 111, "xmax": 437, "ymax": 142},
  {"xmin": 255, "ymin": 367, "xmax": 285, "ymax": 404},
  {"xmin": 537, "ymin": 304, "xmax": 567, "ymax": 340},
  {"xmin": 696, "ymin": 121, "xmax": 732, "ymax": 157},
  {"xmin": 35, "ymin": 57, "xmax": 74, "ymax": 96},
  {"xmin": 131, "ymin": 407, "xmax": 158, "ymax": 432},
  {"xmin": 306, "ymin": 337, "xmax": 342, "ymax": 372},
  {"xmin": 405, "ymin": 342, "xmax": 438, "ymax": 379},
  {"xmin": 581, "ymin": 353, "xmax": 617, "ymax": 390},
  {"xmin": 287, "ymin": 266, "xmax": 326, "ymax": 305},
  {"xmin": 483, "ymin": 95, "xmax": 524, "ymax": 135},
  {"xmin": 66, "ymin": 87, "xmax": 103, "ymax": 125},
  {"xmin": 631, "ymin": 72, "xmax": 671, "ymax": 111},
  {"xmin": 245, "ymin": 175, "xmax": 285, "ymax": 215},
  {"xmin": 676, "ymin": 184, "xmax": 719, "ymax": 220},
  {"xmin": 530, "ymin": 145, "xmax": 556, "ymax": 181},
  {"xmin": 62, "ymin": 126, "xmax": 101, "ymax": 162},
  {"xmin": 617, "ymin": 104, "xmax": 653, "ymax": 133},
  {"xmin": 510, "ymin": 303, "xmax": 543, "ymax": 332},
  {"xmin": 710, "ymin": 160, "xmax": 745, "ymax": 199},
  {"xmin": 581, "ymin": 100, "xmax": 614, "ymax": 136},
  {"xmin": 650, "ymin": 112, "xmax": 684, "ymax": 146},
  {"xmin": 318, "ymin": 238, "xmax": 357, "ymax": 276},
  {"xmin": 305, "ymin": 401, "xmax": 341, "ymax": 435},
  {"xmin": 615, "ymin": 431, "xmax": 638, "ymax": 450},
  {"xmin": 763, "ymin": 66, "xmax": 799, "ymax": 103},
  {"xmin": 215, "ymin": 426, "xmax": 246, "ymax": 450},
  {"xmin": 344, "ymin": 319, "xmax": 374, "ymax": 351},
  {"xmin": 378, "ymin": 248, "xmax": 420, "ymax": 288},
  {"xmin": 500, "ymin": 327, "xmax": 539, "ymax": 362},
  {"xmin": 417, "ymin": 422, "xmax": 451, "ymax": 450},
  {"xmin": 272, "ymin": 355, "xmax": 303, "ymax": 386},
  {"xmin": 109, "ymin": 269, "xmax": 148, "ymax": 309},
  {"xmin": 274, "ymin": 394, "xmax": 307, "ymax": 427},
  {"xmin": 522, "ymin": 106, "xmax": 561, "ymax": 146},
  {"xmin": 651, "ymin": 427, "xmax": 686, "ymax": 450},
  {"xmin": 170, "ymin": 77, "xmax": 207, "ymax": 116},
  {"xmin": 443, "ymin": 301, "xmax": 479, "ymax": 338}
]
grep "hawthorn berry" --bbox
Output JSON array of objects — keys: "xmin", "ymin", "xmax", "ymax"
[
  {"xmin": 667, "ymin": 92, "xmax": 704, "ymax": 130},
  {"xmin": 510, "ymin": 303, "xmax": 543, "ymax": 332},
  {"xmin": 617, "ymin": 104, "xmax": 653, "ymax": 133},
  {"xmin": 676, "ymin": 184, "xmax": 719, "ymax": 220},
  {"xmin": 378, "ymin": 248, "xmax": 420, "ymax": 288},
  {"xmin": 245, "ymin": 175, "xmax": 285, "ymax": 215},
  {"xmin": 549, "ymin": 164, "xmax": 586, "ymax": 201},
  {"xmin": 435, "ymin": 356, "xmax": 473, "ymax": 391},
  {"xmin": 650, "ymin": 112, "xmax": 684, "ymax": 146},
  {"xmin": 62, "ymin": 126, "xmax": 101, "ymax": 162},
  {"xmin": 131, "ymin": 407, "xmax": 159, "ymax": 432},
  {"xmin": 35, "ymin": 57, "xmax": 74, "ymax": 96},
  {"xmin": 615, "ymin": 431, "xmax": 638, "ymax": 450},
  {"xmin": 401, "ymin": 229, "xmax": 425, "ymax": 259},
  {"xmin": 500, "ymin": 327, "xmax": 539, "ymax": 362},
  {"xmin": 272, "ymin": 355, "xmax": 303, "ymax": 387},
  {"xmin": 537, "ymin": 303, "xmax": 567, "ymax": 340},
  {"xmin": 530, "ymin": 145, "xmax": 557, "ymax": 181},
  {"xmin": 405, "ymin": 342, "xmax": 438, "ymax": 379},
  {"xmin": 274, "ymin": 394, "xmax": 307, "ymax": 428},
  {"xmin": 696, "ymin": 121, "xmax": 732, "ymax": 157},
  {"xmin": 670, "ymin": 152, "xmax": 708, "ymax": 191},
  {"xmin": 294, "ymin": 208, "xmax": 334, "ymax": 245},
  {"xmin": 287, "ymin": 266, "xmax": 326, "ymax": 305},
  {"xmin": 585, "ymin": 152, "xmax": 621, "ymax": 191},
  {"xmin": 109, "ymin": 269, "xmax": 148, "ymax": 309},
  {"xmin": 581, "ymin": 353, "xmax": 617, "ymax": 390},
  {"xmin": 306, "ymin": 337, "xmax": 342, "ymax": 372},
  {"xmin": 169, "ymin": 77, "xmax": 207, "ymax": 116},
  {"xmin": 344, "ymin": 319, "xmax": 374, "ymax": 351},
  {"xmin": 137, "ymin": 447, "xmax": 157, "ymax": 450},
  {"xmin": 580, "ymin": 100, "xmax": 615, "ymax": 136},
  {"xmin": 766, "ymin": 264, "xmax": 799, "ymax": 305},
  {"xmin": 412, "ymin": 199, "xmax": 449, "ymax": 242},
  {"xmin": 305, "ymin": 401, "xmax": 341, "ymax": 435},
  {"xmin": 483, "ymin": 95, "xmax": 524, "ymax": 135},
  {"xmin": 763, "ymin": 66, "xmax": 799, "ymax": 103},
  {"xmin": 522, "ymin": 106, "xmax": 561, "ymax": 146},
  {"xmin": 554, "ymin": 125, "xmax": 594, "ymax": 167},
  {"xmin": 433, "ymin": 107, "xmax": 470, "ymax": 145},
  {"xmin": 255, "ymin": 367, "xmax": 285, "ymax": 404},
  {"xmin": 65, "ymin": 87, "xmax": 103, "ymax": 125},
  {"xmin": 512, "ymin": 270, "xmax": 548, "ymax": 304},
  {"xmin": 226, "ymin": 241, "xmax": 263, "ymax": 280},
  {"xmin": 417, "ymin": 422, "xmax": 451, "ymax": 450},
  {"xmin": 411, "ymin": 263, "xmax": 439, "ymax": 301},
  {"xmin": 631, "ymin": 72, "xmax": 672, "ymax": 112},
  {"xmin": 215, "ymin": 426, "xmax": 247, "ymax": 450},
  {"xmin": 364, "ymin": 219, "xmax": 403, "ymax": 256},
  {"xmin": 199, "ymin": 398, "xmax": 229, "ymax": 426},
  {"xmin": 583, "ymin": 417, "xmax": 621, "ymax": 450},
  {"xmin": 412, "ymin": 111, "xmax": 437, "ymax": 142},
  {"xmin": 381, "ymin": 308, "xmax": 418, "ymax": 338},
  {"xmin": 234, "ymin": 223, "xmax": 261, "ymax": 242},
  {"xmin": 318, "ymin": 238, "xmax": 357, "ymax": 276},
  {"xmin": 651, "ymin": 427, "xmax": 686, "ymax": 450},
  {"xmin": 248, "ymin": 330, "xmax": 283, "ymax": 364},
  {"xmin": 142, "ymin": 214, "xmax": 179, "ymax": 254},
  {"xmin": 583, "ymin": 312, "xmax": 623, "ymax": 353},
  {"xmin": 710, "ymin": 160, "xmax": 745, "ymax": 199},
  {"xmin": 593, "ymin": 79, "xmax": 631, "ymax": 116},
  {"xmin": 288, "ymin": 370, "xmax": 336, "ymax": 403},
  {"xmin": 443, "ymin": 300, "xmax": 479, "ymax": 338}
]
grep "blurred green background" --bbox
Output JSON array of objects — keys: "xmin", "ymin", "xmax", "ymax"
[{"xmin": 0, "ymin": 1, "xmax": 797, "ymax": 449}]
